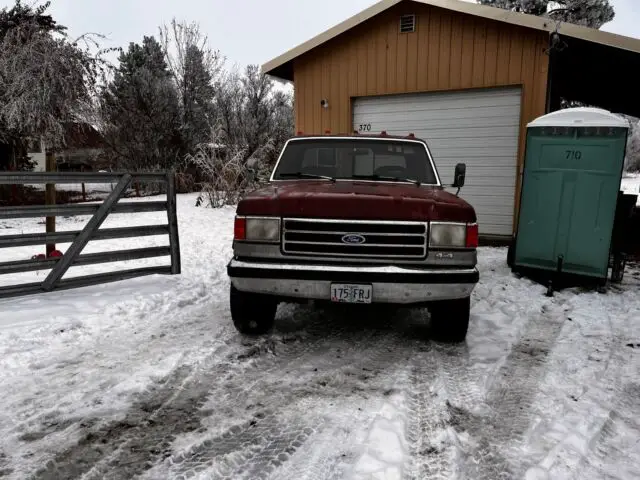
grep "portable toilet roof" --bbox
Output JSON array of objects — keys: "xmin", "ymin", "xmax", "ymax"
[{"xmin": 527, "ymin": 107, "xmax": 630, "ymax": 129}]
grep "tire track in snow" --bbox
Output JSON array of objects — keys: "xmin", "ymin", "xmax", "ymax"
[
  {"xmin": 28, "ymin": 329, "xmax": 258, "ymax": 480},
  {"xmin": 0, "ymin": 451, "xmax": 12, "ymax": 478},
  {"xmin": 31, "ymin": 364, "xmax": 194, "ymax": 480},
  {"xmin": 7, "ymin": 277, "xmax": 215, "ymax": 443},
  {"xmin": 445, "ymin": 300, "xmax": 568, "ymax": 479},
  {"xmin": 434, "ymin": 342, "xmax": 490, "ymax": 417},
  {"xmin": 276, "ymin": 329, "xmax": 418, "ymax": 480},
  {"xmin": 571, "ymin": 353, "xmax": 640, "ymax": 479},
  {"xmin": 523, "ymin": 290, "xmax": 634, "ymax": 479},
  {"xmin": 29, "ymin": 303, "xmax": 342, "ymax": 479},
  {"xmin": 572, "ymin": 294, "xmax": 640, "ymax": 479},
  {"xmin": 168, "ymin": 413, "xmax": 324, "ymax": 480},
  {"xmin": 162, "ymin": 307, "xmax": 419, "ymax": 480},
  {"xmin": 402, "ymin": 346, "xmax": 454, "ymax": 480}
]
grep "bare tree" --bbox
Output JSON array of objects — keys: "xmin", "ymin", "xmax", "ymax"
[
  {"xmin": 625, "ymin": 119, "xmax": 640, "ymax": 172},
  {"xmin": 477, "ymin": 0, "xmax": 615, "ymax": 29},
  {"xmin": 159, "ymin": 19, "xmax": 223, "ymax": 153},
  {"xmin": 182, "ymin": 127, "xmax": 272, "ymax": 208},
  {"xmin": 0, "ymin": 0, "xmax": 110, "ymax": 170},
  {"xmin": 214, "ymin": 67, "xmax": 244, "ymax": 147}
]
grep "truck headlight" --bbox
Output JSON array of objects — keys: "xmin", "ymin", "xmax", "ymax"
[
  {"xmin": 429, "ymin": 222, "xmax": 467, "ymax": 248},
  {"xmin": 234, "ymin": 216, "xmax": 281, "ymax": 242}
]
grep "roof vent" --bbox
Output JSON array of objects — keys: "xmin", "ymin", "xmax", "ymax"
[{"xmin": 400, "ymin": 14, "xmax": 416, "ymax": 33}]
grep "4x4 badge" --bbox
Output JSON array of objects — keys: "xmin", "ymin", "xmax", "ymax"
[{"xmin": 341, "ymin": 234, "xmax": 366, "ymax": 244}]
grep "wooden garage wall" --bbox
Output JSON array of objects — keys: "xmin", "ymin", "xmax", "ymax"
[{"xmin": 292, "ymin": 2, "xmax": 550, "ymax": 227}]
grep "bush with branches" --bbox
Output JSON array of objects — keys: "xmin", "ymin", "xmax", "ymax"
[{"xmin": 182, "ymin": 129, "xmax": 275, "ymax": 207}]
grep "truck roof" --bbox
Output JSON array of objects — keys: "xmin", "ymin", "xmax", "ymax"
[{"xmin": 291, "ymin": 132, "xmax": 427, "ymax": 143}]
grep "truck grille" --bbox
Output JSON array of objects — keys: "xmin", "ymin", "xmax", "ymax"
[{"xmin": 282, "ymin": 218, "xmax": 428, "ymax": 259}]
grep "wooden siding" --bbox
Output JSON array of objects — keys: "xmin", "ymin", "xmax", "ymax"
[{"xmin": 292, "ymin": 2, "xmax": 549, "ymax": 230}]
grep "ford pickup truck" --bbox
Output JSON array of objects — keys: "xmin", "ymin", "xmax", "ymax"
[{"xmin": 226, "ymin": 133, "xmax": 479, "ymax": 342}]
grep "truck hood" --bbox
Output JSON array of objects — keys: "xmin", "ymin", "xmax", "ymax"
[{"xmin": 236, "ymin": 180, "xmax": 476, "ymax": 222}]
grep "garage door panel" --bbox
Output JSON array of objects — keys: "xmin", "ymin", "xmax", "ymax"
[
  {"xmin": 454, "ymin": 194, "xmax": 516, "ymax": 208},
  {"xmin": 412, "ymin": 127, "xmax": 521, "ymax": 139},
  {"xmin": 430, "ymin": 146, "xmax": 518, "ymax": 158},
  {"xmin": 434, "ymin": 157, "xmax": 517, "ymax": 178},
  {"xmin": 476, "ymin": 223, "xmax": 514, "ymax": 236},
  {"xmin": 439, "ymin": 167, "xmax": 517, "ymax": 184},
  {"xmin": 466, "ymin": 174, "xmax": 518, "ymax": 184},
  {"xmin": 425, "ymin": 136, "xmax": 518, "ymax": 149},
  {"xmin": 429, "ymin": 156, "xmax": 519, "ymax": 167},
  {"xmin": 465, "ymin": 165, "xmax": 519, "ymax": 177},
  {"xmin": 447, "ymin": 185, "xmax": 516, "ymax": 197},
  {"xmin": 463, "ymin": 176, "xmax": 517, "ymax": 187},
  {"xmin": 450, "ymin": 202, "xmax": 514, "ymax": 217},
  {"xmin": 354, "ymin": 103, "xmax": 522, "ymax": 118},
  {"xmin": 353, "ymin": 87, "xmax": 521, "ymax": 236},
  {"xmin": 476, "ymin": 211, "xmax": 515, "ymax": 224},
  {"xmin": 476, "ymin": 216, "xmax": 515, "ymax": 229},
  {"xmin": 353, "ymin": 91, "xmax": 521, "ymax": 111},
  {"xmin": 433, "ymin": 159, "xmax": 518, "ymax": 185},
  {"xmin": 355, "ymin": 106, "xmax": 521, "ymax": 123},
  {"xmin": 361, "ymin": 117, "xmax": 521, "ymax": 132}
]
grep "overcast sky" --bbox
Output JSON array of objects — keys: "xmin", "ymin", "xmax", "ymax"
[{"xmin": 5, "ymin": 0, "xmax": 639, "ymax": 72}]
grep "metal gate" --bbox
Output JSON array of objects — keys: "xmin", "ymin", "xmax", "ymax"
[{"xmin": 0, "ymin": 171, "xmax": 181, "ymax": 299}]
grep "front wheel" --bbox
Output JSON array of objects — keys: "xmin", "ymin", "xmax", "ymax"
[
  {"xmin": 230, "ymin": 284, "xmax": 278, "ymax": 335},
  {"xmin": 429, "ymin": 296, "xmax": 471, "ymax": 343}
]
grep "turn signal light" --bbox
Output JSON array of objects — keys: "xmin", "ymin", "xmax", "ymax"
[
  {"xmin": 234, "ymin": 216, "xmax": 246, "ymax": 240},
  {"xmin": 466, "ymin": 223, "xmax": 479, "ymax": 248}
]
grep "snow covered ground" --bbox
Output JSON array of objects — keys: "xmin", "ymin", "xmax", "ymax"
[
  {"xmin": 0, "ymin": 193, "xmax": 639, "ymax": 480},
  {"xmin": 621, "ymin": 174, "xmax": 640, "ymax": 205}
]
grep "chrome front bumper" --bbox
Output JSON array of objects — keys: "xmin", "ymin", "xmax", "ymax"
[{"xmin": 227, "ymin": 259, "xmax": 479, "ymax": 304}]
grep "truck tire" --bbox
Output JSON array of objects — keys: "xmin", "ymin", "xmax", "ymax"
[
  {"xmin": 230, "ymin": 284, "xmax": 277, "ymax": 335},
  {"xmin": 428, "ymin": 296, "xmax": 471, "ymax": 343}
]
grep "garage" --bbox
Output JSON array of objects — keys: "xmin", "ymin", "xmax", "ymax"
[
  {"xmin": 352, "ymin": 87, "xmax": 522, "ymax": 236},
  {"xmin": 262, "ymin": 0, "xmax": 640, "ymax": 239}
]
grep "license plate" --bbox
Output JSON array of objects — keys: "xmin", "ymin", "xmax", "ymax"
[{"xmin": 330, "ymin": 283, "xmax": 372, "ymax": 304}]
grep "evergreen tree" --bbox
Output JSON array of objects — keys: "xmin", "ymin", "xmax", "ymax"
[
  {"xmin": 100, "ymin": 36, "xmax": 182, "ymax": 171},
  {"xmin": 159, "ymin": 19, "xmax": 221, "ymax": 156},
  {"xmin": 477, "ymin": 0, "xmax": 614, "ymax": 29}
]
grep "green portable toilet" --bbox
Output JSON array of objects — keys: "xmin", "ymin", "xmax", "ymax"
[{"xmin": 512, "ymin": 107, "xmax": 629, "ymax": 284}]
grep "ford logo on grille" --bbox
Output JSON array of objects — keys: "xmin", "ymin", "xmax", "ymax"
[{"xmin": 341, "ymin": 234, "xmax": 366, "ymax": 244}]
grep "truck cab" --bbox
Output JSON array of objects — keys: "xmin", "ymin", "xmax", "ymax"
[{"xmin": 227, "ymin": 133, "xmax": 479, "ymax": 342}]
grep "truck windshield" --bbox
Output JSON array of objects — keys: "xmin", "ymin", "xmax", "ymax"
[{"xmin": 272, "ymin": 139, "xmax": 439, "ymax": 185}]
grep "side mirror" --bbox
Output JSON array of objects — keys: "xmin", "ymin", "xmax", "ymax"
[{"xmin": 452, "ymin": 163, "xmax": 466, "ymax": 189}]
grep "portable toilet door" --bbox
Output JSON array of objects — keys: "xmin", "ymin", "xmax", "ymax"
[{"xmin": 513, "ymin": 107, "xmax": 629, "ymax": 281}]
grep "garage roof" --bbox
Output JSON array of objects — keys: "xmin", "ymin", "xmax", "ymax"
[{"xmin": 262, "ymin": 0, "xmax": 640, "ymax": 81}]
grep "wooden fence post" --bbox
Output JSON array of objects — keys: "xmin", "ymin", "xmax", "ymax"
[
  {"xmin": 166, "ymin": 171, "xmax": 181, "ymax": 274},
  {"xmin": 45, "ymin": 151, "xmax": 56, "ymax": 256}
]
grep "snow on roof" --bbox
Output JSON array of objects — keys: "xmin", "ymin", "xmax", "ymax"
[{"xmin": 527, "ymin": 107, "xmax": 630, "ymax": 129}]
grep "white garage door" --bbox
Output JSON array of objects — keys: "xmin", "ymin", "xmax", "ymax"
[{"xmin": 352, "ymin": 87, "xmax": 522, "ymax": 237}]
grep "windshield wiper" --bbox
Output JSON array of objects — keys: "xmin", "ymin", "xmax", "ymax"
[
  {"xmin": 278, "ymin": 172, "xmax": 335, "ymax": 182},
  {"xmin": 352, "ymin": 174, "xmax": 421, "ymax": 186}
]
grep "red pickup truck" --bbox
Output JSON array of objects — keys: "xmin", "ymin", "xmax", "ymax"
[{"xmin": 227, "ymin": 133, "xmax": 479, "ymax": 342}]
